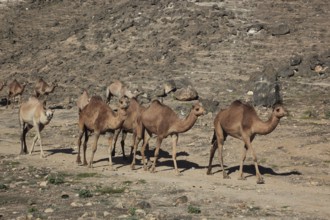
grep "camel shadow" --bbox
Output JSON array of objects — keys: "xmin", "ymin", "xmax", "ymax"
[
  {"xmin": 211, "ymin": 164, "xmax": 302, "ymax": 177},
  {"xmin": 46, "ymin": 147, "xmax": 75, "ymax": 156}
]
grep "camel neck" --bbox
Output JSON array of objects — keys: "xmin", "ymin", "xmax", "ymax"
[
  {"xmin": 254, "ymin": 114, "xmax": 280, "ymax": 135},
  {"xmin": 170, "ymin": 111, "xmax": 198, "ymax": 134}
]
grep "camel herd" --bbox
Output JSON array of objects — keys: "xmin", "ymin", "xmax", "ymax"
[{"xmin": 0, "ymin": 78, "xmax": 287, "ymax": 184}]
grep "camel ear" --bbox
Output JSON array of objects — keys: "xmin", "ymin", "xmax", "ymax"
[{"xmin": 42, "ymin": 100, "xmax": 47, "ymax": 108}]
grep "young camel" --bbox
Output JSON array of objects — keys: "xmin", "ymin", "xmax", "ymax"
[
  {"xmin": 19, "ymin": 97, "xmax": 54, "ymax": 158},
  {"xmin": 7, "ymin": 79, "xmax": 27, "ymax": 108},
  {"xmin": 77, "ymin": 89, "xmax": 90, "ymax": 113},
  {"xmin": 206, "ymin": 100, "xmax": 287, "ymax": 184},
  {"xmin": 111, "ymin": 97, "xmax": 146, "ymax": 160},
  {"xmin": 76, "ymin": 95, "xmax": 129, "ymax": 169},
  {"xmin": 131, "ymin": 100, "xmax": 205, "ymax": 175},
  {"xmin": 34, "ymin": 78, "xmax": 58, "ymax": 98},
  {"xmin": 106, "ymin": 80, "xmax": 140, "ymax": 104}
]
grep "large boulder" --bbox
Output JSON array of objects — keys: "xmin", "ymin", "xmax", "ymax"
[
  {"xmin": 174, "ymin": 85, "xmax": 198, "ymax": 101},
  {"xmin": 250, "ymin": 64, "xmax": 282, "ymax": 107}
]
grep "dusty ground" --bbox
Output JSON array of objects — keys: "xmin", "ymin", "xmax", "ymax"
[{"xmin": 0, "ymin": 0, "xmax": 329, "ymax": 219}]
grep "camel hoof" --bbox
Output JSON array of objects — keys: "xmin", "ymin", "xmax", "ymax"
[
  {"xmin": 130, "ymin": 164, "xmax": 135, "ymax": 170},
  {"xmin": 223, "ymin": 174, "xmax": 231, "ymax": 179},
  {"xmin": 257, "ymin": 178, "xmax": 265, "ymax": 184},
  {"xmin": 175, "ymin": 172, "xmax": 183, "ymax": 176},
  {"xmin": 238, "ymin": 176, "xmax": 246, "ymax": 181},
  {"xmin": 206, "ymin": 170, "xmax": 212, "ymax": 175}
]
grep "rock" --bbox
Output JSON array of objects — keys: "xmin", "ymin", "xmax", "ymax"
[
  {"xmin": 174, "ymin": 86, "xmax": 198, "ymax": 101},
  {"xmin": 164, "ymin": 80, "xmax": 176, "ymax": 94},
  {"xmin": 103, "ymin": 211, "xmax": 110, "ymax": 217},
  {"xmin": 135, "ymin": 201, "xmax": 151, "ymax": 209},
  {"xmin": 247, "ymin": 23, "xmax": 263, "ymax": 34},
  {"xmin": 44, "ymin": 208, "xmax": 54, "ymax": 213},
  {"xmin": 250, "ymin": 64, "xmax": 282, "ymax": 107},
  {"xmin": 39, "ymin": 181, "xmax": 48, "ymax": 187},
  {"xmin": 135, "ymin": 209, "xmax": 146, "ymax": 217},
  {"xmin": 174, "ymin": 195, "xmax": 188, "ymax": 206},
  {"xmin": 114, "ymin": 202, "xmax": 124, "ymax": 209},
  {"xmin": 269, "ymin": 23, "xmax": 290, "ymax": 36},
  {"xmin": 198, "ymin": 98, "xmax": 219, "ymax": 113},
  {"xmin": 290, "ymin": 55, "xmax": 302, "ymax": 66},
  {"xmin": 278, "ymin": 66, "xmax": 295, "ymax": 78}
]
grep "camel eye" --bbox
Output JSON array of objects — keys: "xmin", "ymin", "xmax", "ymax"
[{"xmin": 196, "ymin": 108, "xmax": 199, "ymax": 111}]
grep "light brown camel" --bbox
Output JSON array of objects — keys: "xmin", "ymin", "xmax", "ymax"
[
  {"xmin": 7, "ymin": 79, "xmax": 27, "ymax": 108},
  {"xmin": 111, "ymin": 97, "xmax": 146, "ymax": 160},
  {"xmin": 19, "ymin": 97, "xmax": 54, "ymax": 158},
  {"xmin": 77, "ymin": 89, "xmax": 90, "ymax": 113},
  {"xmin": 34, "ymin": 78, "xmax": 58, "ymax": 98},
  {"xmin": 131, "ymin": 100, "xmax": 205, "ymax": 175},
  {"xmin": 106, "ymin": 80, "xmax": 140, "ymax": 104},
  {"xmin": 206, "ymin": 100, "xmax": 287, "ymax": 184},
  {"xmin": 76, "ymin": 95, "xmax": 129, "ymax": 169}
]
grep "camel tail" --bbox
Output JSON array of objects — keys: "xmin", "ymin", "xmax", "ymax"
[{"xmin": 211, "ymin": 130, "xmax": 216, "ymax": 145}]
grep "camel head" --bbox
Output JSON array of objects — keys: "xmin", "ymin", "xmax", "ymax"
[
  {"xmin": 272, "ymin": 104, "xmax": 287, "ymax": 119},
  {"xmin": 118, "ymin": 96, "xmax": 130, "ymax": 110},
  {"xmin": 45, "ymin": 109, "xmax": 54, "ymax": 121},
  {"xmin": 191, "ymin": 101, "xmax": 205, "ymax": 116}
]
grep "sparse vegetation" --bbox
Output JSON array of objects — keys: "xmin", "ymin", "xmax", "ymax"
[
  {"xmin": 188, "ymin": 205, "xmax": 201, "ymax": 214},
  {"xmin": 78, "ymin": 189, "xmax": 93, "ymax": 198},
  {"xmin": 0, "ymin": 183, "xmax": 8, "ymax": 190},
  {"xmin": 76, "ymin": 172, "xmax": 99, "ymax": 179},
  {"xmin": 96, "ymin": 186, "xmax": 126, "ymax": 195},
  {"xmin": 47, "ymin": 173, "xmax": 65, "ymax": 185}
]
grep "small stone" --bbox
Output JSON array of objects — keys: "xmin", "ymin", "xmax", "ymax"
[
  {"xmin": 85, "ymin": 202, "xmax": 92, "ymax": 206},
  {"xmin": 135, "ymin": 209, "xmax": 146, "ymax": 217},
  {"xmin": 247, "ymin": 91, "xmax": 253, "ymax": 95},
  {"xmin": 39, "ymin": 181, "xmax": 48, "ymax": 187},
  {"xmin": 71, "ymin": 202, "xmax": 83, "ymax": 207},
  {"xmin": 114, "ymin": 202, "xmax": 124, "ymax": 209},
  {"xmin": 44, "ymin": 208, "xmax": 54, "ymax": 213},
  {"xmin": 174, "ymin": 195, "xmax": 188, "ymax": 206},
  {"xmin": 104, "ymin": 211, "xmax": 110, "ymax": 217}
]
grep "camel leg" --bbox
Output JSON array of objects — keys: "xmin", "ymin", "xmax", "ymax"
[
  {"xmin": 206, "ymin": 141, "xmax": 217, "ymax": 175},
  {"xmin": 216, "ymin": 135, "xmax": 229, "ymax": 179},
  {"xmin": 249, "ymin": 142, "xmax": 264, "ymax": 184},
  {"xmin": 36, "ymin": 124, "xmax": 46, "ymax": 158},
  {"xmin": 82, "ymin": 129, "xmax": 89, "ymax": 166},
  {"xmin": 6, "ymin": 94, "xmax": 10, "ymax": 109},
  {"xmin": 238, "ymin": 144, "xmax": 248, "ymax": 180},
  {"xmin": 76, "ymin": 129, "xmax": 84, "ymax": 164},
  {"xmin": 141, "ymin": 132, "xmax": 151, "ymax": 171},
  {"xmin": 130, "ymin": 123, "xmax": 143, "ymax": 170},
  {"xmin": 120, "ymin": 131, "xmax": 128, "ymax": 160},
  {"xmin": 171, "ymin": 134, "xmax": 181, "ymax": 176},
  {"xmin": 107, "ymin": 133, "xmax": 116, "ymax": 170},
  {"xmin": 150, "ymin": 137, "xmax": 163, "ymax": 173},
  {"xmin": 20, "ymin": 123, "xmax": 30, "ymax": 154},
  {"xmin": 111, "ymin": 128, "xmax": 121, "ymax": 157},
  {"xmin": 88, "ymin": 132, "xmax": 100, "ymax": 168}
]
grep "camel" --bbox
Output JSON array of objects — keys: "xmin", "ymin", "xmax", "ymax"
[
  {"xmin": 111, "ymin": 97, "xmax": 146, "ymax": 160},
  {"xmin": 76, "ymin": 95, "xmax": 129, "ymax": 169},
  {"xmin": 19, "ymin": 97, "xmax": 54, "ymax": 158},
  {"xmin": 131, "ymin": 100, "xmax": 205, "ymax": 175},
  {"xmin": 206, "ymin": 100, "xmax": 287, "ymax": 184},
  {"xmin": 106, "ymin": 80, "xmax": 141, "ymax": 104},
  {"xmin": 7, "ymin": 79, "xmax": 27, "ymax": 108},
  {"xmin": 77, "ymin": 89, "xmax": 90, "ymax": 113},
  {"xmin": 34, "ymin": 78, "xmax": 58, "ymax": 98}
]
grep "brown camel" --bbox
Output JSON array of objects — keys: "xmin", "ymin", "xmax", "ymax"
[
  {"xmin": 111, "ymin": 97, "xmax": 146, "ymax": 160},
  {"xmin": 7, "ymin": 79, "xmax": 27, "ymax": 108},
  {"xmin": 19, "ymin": 97, "xmax": 54, "ymax": 158},
  {"xmin": 206, "ymin": 100, "xmax": 287, "ymax": 184},
  {"xmin": 76, "ymin": 95, "xmax": 129, "ymax": 169},
  {"xmin": 131, "ymin": 100, "xmax": 205, "ymax": 175},
  {"xmin": 34, "ymin": 78, "xmax": 58, "ymax": 98}
]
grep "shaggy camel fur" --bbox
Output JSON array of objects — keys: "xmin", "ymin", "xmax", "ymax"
[
  {"xmin": 76, "ymin": 95, "xmax": 129, "ymax": 169},
  {"xmin": 34, "ymin": 78, "xmax": 58, "ymax": 98},
  {"xmin": 106, "ymin": 80, "xmax": 140, "ymax": 104},
  {"xmin": 7, "ymin": 79, "xmax": 27, "ymax": 108},
  {"xmin": 77, "ymin": 89, "xmax": 90, "ymax": 113},
  {"xmin": 207, "ymin": 100, "xmax": 286, "ymax": 184},
  {"xmin": 131, "ymin": 100, "xmax": 205, "ymax": 175},
  {"xmin": 111, "ymin": 97, "xmax": 146, "ymax": 160},
  {"xmin": 19, "ymin": 97, "xmax": 54, "ymax": 158}
]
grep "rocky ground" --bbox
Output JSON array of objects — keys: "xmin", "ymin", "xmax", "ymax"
[{"xmin": 0, "ymin": 0, "xmax": 329, "ymax": 219}]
